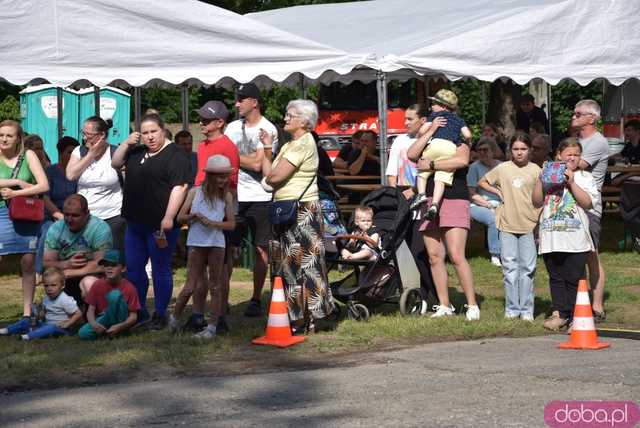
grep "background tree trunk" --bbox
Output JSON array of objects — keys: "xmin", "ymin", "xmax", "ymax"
[{"xmin": 487, "ymin": 79, "xmax": 520, "ymax": 140}]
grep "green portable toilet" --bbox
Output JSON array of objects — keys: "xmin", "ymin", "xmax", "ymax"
[
  {"xmin": 78, "ymin": 87, "xmax": 131, "ymax": 146},
  {"xmin": 19, "ymin": 84, "xmax": 80, "ymax": 164}
]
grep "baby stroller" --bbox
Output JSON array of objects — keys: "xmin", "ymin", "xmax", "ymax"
[
  {"xmin": 620, "ymin": 181, "xmax": 640, "ymax": 253},
  {"xmin": 328, "ymin": 186, "xmax": 413, "ymax": 321}
]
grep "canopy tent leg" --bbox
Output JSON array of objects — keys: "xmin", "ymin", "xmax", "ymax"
[
  {"xmin": 134, "ymin": 87, "xmax": 142, "ymax": 132},
  {"xmin": 481, "ymin": 80, "xmax": 487, "ymax": 125},
  {"xmin": 547, "ymin": 82, "xmax": 552, "ymax": 143},
  {"xmin": 181, "ymin": 84, "xmax": 189, "ymax": 131},
  {"xmin": 299, "ymin": 73, "xmax": 307, "ymax": 99},
  {"xmin": 376, "ymin": 71, "xmax": 388, "ymax": 185},
  {"xmin": 56, "ymin": 87, "xmax": 63, "ymax": 143},
  {"xmin": 620, "ymin": 81, "xmax": 625, "ymax": 141},
  {"xmin": 93, "ymin": 86, "xmax": 100, "ymax": 117}
]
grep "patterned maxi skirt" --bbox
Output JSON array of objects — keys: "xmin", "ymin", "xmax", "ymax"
[{"xmin": 275, "ymin": 200, "xmax": 334, "ymax": 322}]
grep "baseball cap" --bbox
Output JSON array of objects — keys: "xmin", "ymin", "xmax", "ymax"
[
  {"xmin": 235, "ymin": 83, "xmax": 261, "ymax": 102},
  {"xmin": 194, "ymin": 101, "xmax": 229, "ymax": 121},
  {"xmin": 98, "ymin": 249, "xmax": 123, "ymax": 267}
]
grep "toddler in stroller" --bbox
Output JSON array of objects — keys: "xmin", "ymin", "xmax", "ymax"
[
  {"xmin": 329, "ymin": 187, "xmax": 412, "ymax": 321},
  {"xmin": 340, "ymin": 206, "xmax": 380, "ymax": 261}
]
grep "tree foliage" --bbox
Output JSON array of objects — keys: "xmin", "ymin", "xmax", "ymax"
[{"xmin": 0, "ymin": 96, "xmax": 21, "ymax": 122}]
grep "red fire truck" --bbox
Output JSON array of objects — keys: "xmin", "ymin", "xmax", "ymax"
[{"xmin": 315, "ymin": 80, "xmax": 427, "ymax": 159}]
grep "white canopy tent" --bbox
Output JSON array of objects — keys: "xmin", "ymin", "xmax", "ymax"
[
  {"xmin": 251, "ymin": 0, "xmax": 640, "ymax": 178},
  {"xmin": 0, "ymin": 0, "xmax": 369, "ymax": 88}
]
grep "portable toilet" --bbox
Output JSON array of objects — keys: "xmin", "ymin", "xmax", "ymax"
[
  {"xmin": 19, "ymin": 84, "xmax": 80, "ymax": 163},
  {"xmin": 78, "ymin": 87, "xmax": 131, "ymax": 146}
]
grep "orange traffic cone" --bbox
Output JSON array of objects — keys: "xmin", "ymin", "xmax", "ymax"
[
  {"xmin": 252, "ymin": 276, "xmax": 305, "ymax": 348},
  {"xmin": 558, "ymin": 279, "xmax": 610, "ymax": 350}
]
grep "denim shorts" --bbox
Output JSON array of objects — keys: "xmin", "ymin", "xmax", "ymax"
[{"xmin": 0, "ymin": 206, "xmax": 39, "ymax": 255}]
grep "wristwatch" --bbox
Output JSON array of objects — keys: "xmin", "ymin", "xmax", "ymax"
[{"xmin": 429, "ymin": 160, "xmax": 435, "ymax": 170}]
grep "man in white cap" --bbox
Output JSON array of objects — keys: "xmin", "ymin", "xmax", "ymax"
[{"xmin": 224, "ymin": 83, "xmax": 278, "ymax": 317}]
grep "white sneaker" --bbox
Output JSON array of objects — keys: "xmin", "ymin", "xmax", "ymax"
[
  {"xmin": 505, "ymin": 312, "xmax": 519, "ymax": 319},
  {"xmin": 168, "ymin": 314, "xmax": 179, "ymax": 333},
  {"xmin": 430, "ymin": 304, "xmax": 455, "ymax": 318},
  {"xmin": 465, "ymin": 304, "xmax": 480, "ymax": 321},
  {"xmin": 521, "ymin": 313, "xmax": 534, "ymax": 322},
  {"xmin": 490, "ymin": 256, "xmax": 502, "ymax": 267},
  {"xmin": 0, "ymin": 328, "xmax": 9, "ymax": 335},
  {"xmin": 21, "ymin": 334, "xmax": 29, "ymax": 341},
  {"xmin": 193, "ymin": 325, "xmax": 216, "ymax": 339}
]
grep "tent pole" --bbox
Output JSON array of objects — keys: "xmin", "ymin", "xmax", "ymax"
[
  {"xmin": 56, "ymin": 87, "xmax": 63, "ymax": 142},
  {"xmin": 181, "ymin": 85, "xmax": 189, "ymax": 131},
  {"xmin": 134, "ymin": 87, "xmax": 142, "ymax": 132},
  {"xmin": 547, "ymin": 83, "xmax": 552, "ymax": 143},
  {"xmin": 620, "ymin": 81, "xmax": 625, "ymax": 141},
  {"xmin": 299, "ymin": 73, "xmax": 307, "ymax": 99},
  {"xmin": 376, "ymin": 71, "xmax": 388, "ymax": 185},
  {"xmin": 481, "ymin": 80, "xmax": 486, "ymax": 125},
  {"xmin": 93, "ymin": 85, "xmax": 100, "ymax": 117}
]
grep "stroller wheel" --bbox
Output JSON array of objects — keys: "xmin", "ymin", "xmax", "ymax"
[
  {"xmin": 347, "ymin": 303, "xmax": 370, "ymax": 321},
  {"xmin": 400, "ymin": 287, "xmax": 427, "ymax": 316}
]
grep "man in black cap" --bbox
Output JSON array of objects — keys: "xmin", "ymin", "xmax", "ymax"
[{"xmin": 224, "ymin": 83, "xmax": 278, "ymax": 317}]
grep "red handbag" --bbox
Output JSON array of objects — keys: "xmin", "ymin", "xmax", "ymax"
[
  {"xmin": 9, "ymin": 196, "xmax": 45, "ymax": 222},
  {"xmin": 6, "ymin": 153, "xmax": 44, "ymax": 222}
]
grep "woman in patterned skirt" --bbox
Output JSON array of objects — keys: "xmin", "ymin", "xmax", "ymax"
[{"xmin": 262, "ymin": 99, "xmax": 334, "ymax": 334}]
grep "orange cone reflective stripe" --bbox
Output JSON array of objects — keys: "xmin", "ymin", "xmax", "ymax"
[{"xmin": 558, "ymin": 279, "xmax": 610, "ymax": 350}]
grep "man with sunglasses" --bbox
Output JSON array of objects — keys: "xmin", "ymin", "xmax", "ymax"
[{"xmin": 572, "ymin": 99, "xmax": 609, "ymax": 322}]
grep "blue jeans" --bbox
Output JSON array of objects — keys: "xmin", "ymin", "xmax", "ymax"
[
  {"xmin": 125, "ymin": 221, "xmax": 179, "ymax": 317},
  {"xmin": 35, "ymin": 219, "xmax": 54, "ymax": 274},
  {"xmin": 470, "ymin": 205, "xmax": 500, "ymax": 256},
  {"xmin": 78, "ymin": 290, "xmax": 130, "ymax": 340},
  {"xmin": 500, "ymin": 231, "xmax": 537, "ymax": 316},
  {"xmin": 4, "ymin": 317, "xmax": 71, "ymax": 339}
]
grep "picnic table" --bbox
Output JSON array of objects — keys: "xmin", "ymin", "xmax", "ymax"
[
  {"xmin": 336, "ymin": 183, "xmax": 383, "ymax": 193},
  {"xmin": 325, "ymin": 175, "xmax": 381, "ymax": 182},
  {"xmin": 607, "ymin": 164, "xmax": 640, "ymax": 173}
]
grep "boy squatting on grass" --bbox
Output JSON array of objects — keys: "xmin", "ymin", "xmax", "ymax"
[
  {"xmin": 411, "ymin": 89, "xmax": 472, "ymax": 219},
  {"xmin": 0, "ymin": 267, "xmax": 82, "ymax": 340},
  {"xmin": 340, "ymin": 206, "xmax": 380, "ymax": 261},
  {"xmin": 78, "ymin": 249, "xmax": 140, "ymax": 340}
]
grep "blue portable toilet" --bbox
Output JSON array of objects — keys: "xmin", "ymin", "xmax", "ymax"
[
  {"xmin": 78, "ymin": 87, "xmax": 131, "ymax": 146},
  {"xmin": 19, "ymin": 84, "xmax": 80, "ymax": 163}
]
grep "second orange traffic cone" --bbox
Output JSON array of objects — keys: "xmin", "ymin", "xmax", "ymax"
[
  {"xmin": 252, "ymin": 276, "xmax": 305, "ymax": 348},
  {"xmin": 558, "ymin": 279, "xmax": 610, "ymax": 350}
]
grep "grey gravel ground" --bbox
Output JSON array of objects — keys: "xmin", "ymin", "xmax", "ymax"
[{"xmin": 0, "ymin": 335, "xmax": 638, "ymax": 427}]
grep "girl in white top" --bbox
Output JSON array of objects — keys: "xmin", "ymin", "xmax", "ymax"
[
  {"xmin": 171, "ymin": 155, "xmax": 235, "ymax": 339},
  {"xmin": 532, "ymin": 138, "xmax": 599, "ymax": 331},
  {"xmin": 66, "ymin": 117, "xmax": 124, "ymax": 250}
]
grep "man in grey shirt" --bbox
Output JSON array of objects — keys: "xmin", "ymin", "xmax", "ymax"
[{"xmin": 572, "ymin": 99, "xmax": 609, "ymax": 321}]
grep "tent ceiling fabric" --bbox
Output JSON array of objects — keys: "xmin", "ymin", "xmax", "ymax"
[
  {"xmin": 0, "ymin": 0, "xmax": 369, "ymax": 87},
  {"xmin": 250, "ymin": 0, "xmax": 640, "ymax": 86}
]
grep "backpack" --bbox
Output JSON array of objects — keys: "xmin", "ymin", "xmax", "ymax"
[{"xmin": 79, "ymin": 144, "xmax": 124, "ymax": 188}]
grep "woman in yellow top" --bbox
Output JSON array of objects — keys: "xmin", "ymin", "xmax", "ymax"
[{"xmin": 262, "ymin": 100, "xmax": 334, "ymax": 334}]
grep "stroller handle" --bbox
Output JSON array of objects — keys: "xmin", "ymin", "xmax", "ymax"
[{"xmin": 334, "ymin": 234, "xmax": 378, "ymax": 249}]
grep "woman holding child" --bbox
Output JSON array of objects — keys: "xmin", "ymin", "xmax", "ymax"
[
  {"xmin": 261, "ymin": 99, "xmax": 334, "ymax": 334},
  {"xmin": 407, "ymin": 91, "xmax": 480, "ymax": 321}
]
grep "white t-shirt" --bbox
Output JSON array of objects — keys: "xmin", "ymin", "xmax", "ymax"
[
  {"xmin": 538, "ymin": 170, "xmax": 598, "ymax": 254},
  {"xmin": 385, "ymin": 134, "xmax": 418, "ymax": 186},
  {"xmin": 224, "ymin": 117, "xmax": 278, "ymax": 202},
  {"xmin": 72, "ymin": 146, "xmax": 123, "ymax": 220},
  {"xmin": 44, "ymin": 291, "xmax": 79, "ymax": 325}
]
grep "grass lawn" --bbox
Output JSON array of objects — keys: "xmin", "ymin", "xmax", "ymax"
[{"xmin": 0, "ymin": 215, "xmax": 638, "ymax": 392}]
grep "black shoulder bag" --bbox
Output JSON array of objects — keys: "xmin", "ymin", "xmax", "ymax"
[{"xmin": 268, "ymin": 175, "xmax": 315, "ymax": 226}]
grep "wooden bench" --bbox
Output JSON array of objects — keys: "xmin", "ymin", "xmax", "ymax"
[{"xmin": 602, "ymin": 185, "xmax": 621, "ymax": 214}]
